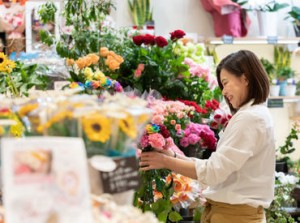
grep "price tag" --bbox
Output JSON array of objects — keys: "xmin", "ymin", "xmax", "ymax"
[
  {"xmin": 267, "ymin": 98, "xmax": 283, "ymax": 108},
  {"xmin": 267, "ymin": 36, "xmax": 278, "ymax": 44},
  {"xmin": 222, "ymin": 35, "xmax": 234, "ymax": 44},
  {"xmin": 100, "ymin": 156, "xmax": 140, "ymax": 194}
]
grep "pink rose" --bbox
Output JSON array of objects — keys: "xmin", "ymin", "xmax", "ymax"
[{"xmin": 148, "ymin": 133, "xmax": 166, "ymax": 150}]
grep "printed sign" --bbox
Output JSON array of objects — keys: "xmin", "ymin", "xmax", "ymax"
[
  {"xmin": 100, "ymin": 156, "xmax": 140, "ymax": 194},
  {"xmin": 1, "ymin": 137, "xmax": 93, "ymax": 223}
]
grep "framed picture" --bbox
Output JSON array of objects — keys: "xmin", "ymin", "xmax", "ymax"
[{"xmin": 25, "ymin": 1, "xmax": 61, "ymax": 52}]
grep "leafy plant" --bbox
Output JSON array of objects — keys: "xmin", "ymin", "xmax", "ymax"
[
  {"xmin": 266, "ymin": 174, "xmax": 297, "ymax": 223},
  {"xmin": 128, "ymin": 0, "xmax": 152, "ymax": 28},
  {"xmin": 278, "ymin": 122, "xmax": 299, "ymax": 155},
  {"xmin": 249, "ymin": 0, "xmax": 289, "ymax": 12},
  {"xmin": 0, "ymin": 53, "xmax": 48, "ymax": 97},
  {"xmin": 286, "ymin": 6, "xmax": 300, "ymax": 25},
  {"xmin": 38, "ymin": 0, "xmax": 115, "ymax": 59},
  {"xmin": 134, "ymin": 148, "xmax": 182, "ymax": 223}
]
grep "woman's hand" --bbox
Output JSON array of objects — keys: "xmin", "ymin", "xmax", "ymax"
[{"xmin": 139, "ymin": 151, "xmax": 168, "ymax": 171}]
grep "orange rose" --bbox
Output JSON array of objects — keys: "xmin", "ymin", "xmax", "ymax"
[{"xmin": 99, "ymin": 47, "xmax": 109, "ymax": 57}]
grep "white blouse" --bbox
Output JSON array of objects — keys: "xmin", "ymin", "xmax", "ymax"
[{"xmin": 195, "ymin": 100, "xmax": 275, "ymax": 208}]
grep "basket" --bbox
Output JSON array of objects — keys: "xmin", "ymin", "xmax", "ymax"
[{"xmin": 6, "ymin": 38, "xmax": 25, "ymax": 55}]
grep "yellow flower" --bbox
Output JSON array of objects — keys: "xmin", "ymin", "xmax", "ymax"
[
  {"xmin": 9, "ymin": 115, "xmax": 24, "ymax": 137},
  {"xmin": 138, "ymin": 114, "xmax": 151, "ymax": 124},
  {"xmin": 119, "ymin": 114, "xmax": 137, "ymax": 139},
  {"xmin": 93, "ymin": 70, "xmax": 105, "ymax": 80},
  {"xmin": 18, "ymin": 103, "xmax": 38, "ymax": 118},
  {"xmin": 0, "ymin": 126, "xmax": 4, "ymax": 136},
  {"xmin": 0, "ymin": 52, "xmax": 16, "ymax": 73},
  {"xmin": 84, "ymin": 67, "xmax": 93, "ymax": 80},
  {"xmin": 82, "ymin": 114, "xmax": 111, "ymax": 143}
]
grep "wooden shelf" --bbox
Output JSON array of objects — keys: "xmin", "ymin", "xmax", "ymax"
[
  {"xmin": 269, "ymin": 96, "xmax": 300, "ymax": 103},
  {"xmin": 203, "ymin": 37, "xmax": 300, "ymax": 45}
]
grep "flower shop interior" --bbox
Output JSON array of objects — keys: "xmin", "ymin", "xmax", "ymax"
[{"xmin": 0, "ymin": 0, "xmax": 300, "ymax": 222}]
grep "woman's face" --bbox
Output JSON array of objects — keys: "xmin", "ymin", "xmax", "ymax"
[{"xmin": 220, "ymin": 69, "xmax": 249, "ymax": 109}]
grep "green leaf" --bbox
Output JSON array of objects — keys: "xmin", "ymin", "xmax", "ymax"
[
  {"xmin": 168, "ymin": 211, "xmax": 183, "ymax": 222},
  {"xmin": 157, "ymin": 210, "xmax": 169, "ymax": 222}
]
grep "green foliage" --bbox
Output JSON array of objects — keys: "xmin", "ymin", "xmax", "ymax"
[
  {"xmin": 128, "ymin": 0, "xmax": 152, "ymax": 28},
  {"xmin": 261, "ymin": 46, "xmax": 295, "ymax": 82},
  {"xmin": 38, "ymin": 2, "xmax": 57, "ymax": 24},
  {"xmin": 0, "ymin": 61, "xmax": 49, "ymax": 97},
  {"xmin": 38, "ymin": 0, "xmax": 115, "ymax": 59},
  {"xmin": 266, "ymin": 177, "xmax": 297, "ymax": 223},
  {"xmin": 286, "ymin": 6, "xmax": 300, "ymax": 25},
  {"xmin": 134, "ymin": 151, "xmax": 182, "ymax": 222},
  {"xmin": 279, "ymin": 123, "xmax": 299, "ymax": 155}
]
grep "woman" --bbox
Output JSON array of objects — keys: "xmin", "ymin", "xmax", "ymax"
[{"xmin": 140, "ymin": 50, "xmax": 275, "ymax": 223}]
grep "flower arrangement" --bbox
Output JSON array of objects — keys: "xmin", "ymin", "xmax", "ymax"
[
  {"xmin": 179, "ymin": 123, "xmax": 217, "ymax": 158},
  {"xmin": 14, "ymin": 92, "xmax": 151, "ymax": 157},
  {"xmin": 118, "ymin": 29, "xmax": 221, "ymax": 105},
  {"xmin": 0, "ymin": 52, "xmax": 49, "ymax": 97},
  {"xmin": 164, "ymin": 173, "xmax": 206, "ymax": 212},
  {"xmin": 65, "ymin": 49, "xmax": 124, "ymax": 96}
]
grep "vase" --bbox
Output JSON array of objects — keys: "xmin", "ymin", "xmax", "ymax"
[
  {"xmin": 275, "ymin": 160, "xmax": 288, "ymax": 173},
  {"xmin": 294, "ymin": 25, "xmax": 300, "ymax": 37},
  {"xmin": 270, "ymin": 85, "xmax": 280, "ymax": 97},
  {"xmin": 285, "ymin": 85, "xmax": 296, "ymax": 97},
  {"xmin": 180, "ymin": 145, "xmax": 214, "ymax": 159},
  {"xmin": 279, "ymin": 80, "xmax": 287, "ymax": 96},
  {"xmin": 257, "ymin": 11, "xmax": 278, "ymax": 37}
]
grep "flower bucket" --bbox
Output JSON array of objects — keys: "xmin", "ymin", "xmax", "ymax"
[
  {"xmin": 257, "ymin": 11, "xmax": 278, "ymax": 37},
  {"xmin": 285, "ymin": 85, "xmax": 296, "ymax": 97},
  {"xmin": 270, "ymin": 85, "xmax": 280, "ymax": 97},
  {"xmin": 279, "ymin": 80, "xmax": 287, "ymax": 96},
  {"xmin": 294, "ymin": 25, "xmax": 300, "ymax": 37}
]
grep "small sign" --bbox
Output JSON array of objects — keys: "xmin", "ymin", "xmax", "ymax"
[
  {"xmin": 267, "ymin": 36, "xmax": 278, "ymax": 44},
  {"xmin": 100, "ymin": 156, "xmax": 140, "ymax": 194},
  {"xmin": 267, "ymin": 98, "xmax": 283, "ymax": 108},
  {"xmin": 222, "ymin": 35, "xmax": 234, "ymax": 44},
  {"xmin": 1, "ymin": 137, "xmax": 93, "ymax": 223}
]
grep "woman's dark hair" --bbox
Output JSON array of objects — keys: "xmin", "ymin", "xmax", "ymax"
[{"xmin": 216, "ymin": 50, "xmax": 269, "ymax": 113}]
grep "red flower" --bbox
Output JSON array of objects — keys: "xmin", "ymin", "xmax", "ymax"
[
  {"xmin": 143, "ymin": 34, "xmax": 155, "ymax": 45},
  {"xmin": 179, "ymin": 99, "xmax": 202, "ymax": 113},
  {"xmin": 159, "ymin": 124, "xmax": 171, "ymax": 138},
  {"xmin": 155, "ymin": 36, "xmax": 168, "ymax": 48},
  {"xmin": 170, "ymin": 30, "xmax": 186, "ymax": 41},
  {"xmin": 132, "ymin": 35, "xmax": 144, "ymax": 46}
]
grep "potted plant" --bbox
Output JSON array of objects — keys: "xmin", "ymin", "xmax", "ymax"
[
  {"xmin": 286, "ymin": 6, "xmax": 300, "ymax": 36},
  {"xmin": 128, "ymin": 0, "xmax": 153, "ymax": 30},
  {"xmin": 260, "ymin": 58, "xmax": 280, "ymax": 96},
  {"xmin": 246, "ymin": 0, "xmax": 289, "ymax": 36},
  {"xmin": 276, "ymin": 122, "xmax": 299, "ymax": 173}
]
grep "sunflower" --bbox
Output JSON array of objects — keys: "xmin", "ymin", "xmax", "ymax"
[
  {"xmin": 0, "ymin": 52, "xmax": 16, "ymax": 73},
  {"xmin": 0, "ymin": 126, "xmax": 4, "ymax": 136},
  {"xmin": 119, "ymin": 114, "xmax": 137, "ymax": 139},
  {"xmin": 82, "ymin": 114, "xmax": 111, "ymax": 143}
]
